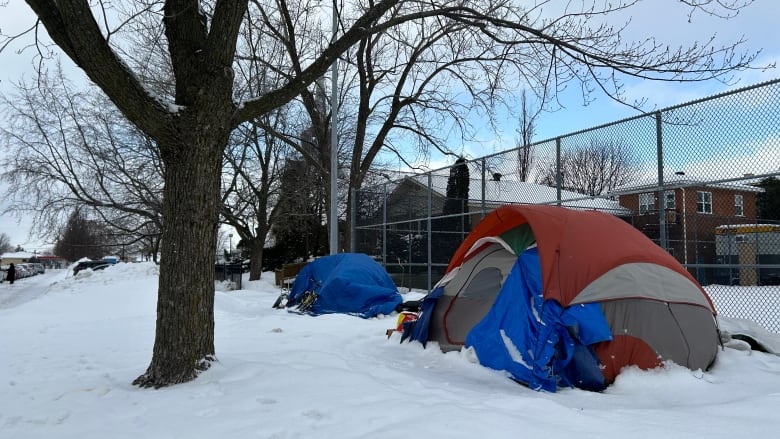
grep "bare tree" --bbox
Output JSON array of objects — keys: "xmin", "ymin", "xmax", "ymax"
[
  {"xmin": 208, "ymin": 2, "xmax": 344, "ymax": 263},
  {"xmin": 535, "ymin": 138, "xmax": 639, "ymax": 196},
  {"xmin": 10, "ymin": 0, "xmax": 422, "ymax": 388},
  {"xmin": 516, "ymin": 90, "xmax": 538, "ymax": 182},
  {"xmin": 221, "ymin": 113, "xmax": 290, "ymax": 280},
  {"xmin": 0, "ymin": 67, "xmax": 163, "ymax": 257},
  {"xmin": 3, "ymin": 0, "xmax": 760, "ymax": 387},
  {"xmin": 338, "ymin": 7, "xmax": 538, "ymax": 250},
  {"xmin": 334, "ymin": 0, "xmax": 761, "ymax": 250},
  {"xmin": 0, "ymin": 233, "xmax": 13, "ymax": 254}
]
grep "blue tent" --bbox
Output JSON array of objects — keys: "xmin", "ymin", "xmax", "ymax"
[{"xmin": 287, "ymin": 253, "xmax": 402, "ymax": 318}]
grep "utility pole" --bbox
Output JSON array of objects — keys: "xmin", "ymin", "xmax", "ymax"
[{"xmin": 329, "ymin": 3, "xmax": 339, "ymax": 255}]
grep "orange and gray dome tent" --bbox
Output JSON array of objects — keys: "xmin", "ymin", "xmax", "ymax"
[{"xmin": 404, "ymin": 204, "xmax": 720, "ymax": 391}]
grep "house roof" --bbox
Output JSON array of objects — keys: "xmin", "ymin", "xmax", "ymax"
[
  {"xmin": 406, "ymin": 174, "xmax": 631, "ymax": 215},
  {"xmin": 610, "ymin": 174, "xmax": 764, "ymax": 195},
  {"xmin": 1, "ymin": 252, "xmax": 38, "ymax": 260}
]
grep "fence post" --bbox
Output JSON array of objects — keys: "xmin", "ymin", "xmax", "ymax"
[
  {"xmin": 427, "ymin": 172, "xmax": 433, "ymax": 291},
  {"xmin": 350, "ymin": 188, "xmax": 356, "ymax": 253},
  {"xmin": 382, "ymin": 182, "xmax": 387, "ymax": 267},
  {"xmin": 555, "ymin": 137, "xmax": 562, "ymax": 206},
  {"xmin": 656, "ymin": 111, "xmax": 668, "ymax": 251},
  {"xmin": 481, "ymin": 158, "xmax": 487, "ymax": 217}
]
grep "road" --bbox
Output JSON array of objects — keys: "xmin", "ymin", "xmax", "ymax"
[{"xmin": 0, "ymin": 269, "xmax": 70, "ymax": 310}]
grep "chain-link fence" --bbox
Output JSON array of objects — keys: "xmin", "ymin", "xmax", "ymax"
[{"xmin": 353, "ymin": 78, "xmax": 780, "ymax": 333}]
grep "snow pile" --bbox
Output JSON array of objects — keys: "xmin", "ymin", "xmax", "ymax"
[{"xmin": 1, "ymin": 263, "xmax": 780, "ymax": 438}]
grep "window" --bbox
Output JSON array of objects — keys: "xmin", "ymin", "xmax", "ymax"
[
  {"xmin": 697, "ymin": 191, "xmax": 712, "ymax": 214},
  {"xmin": 735, "ymin": 194, "xmax": 744, "ymax": 216},
  {"xmin": 664, "ymin": 190, "xmax": 676, "ymax": 209},
  {"xmin": 639, "ymin": 193, "xmax": 654, "ymax": 214}
]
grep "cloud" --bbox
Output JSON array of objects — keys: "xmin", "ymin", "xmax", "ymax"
[{"xmin": 682, "ymin": 136, "xmax": 780, "ymax": 180}]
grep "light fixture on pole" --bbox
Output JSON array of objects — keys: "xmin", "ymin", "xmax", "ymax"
[{"xmin": 228, "ymin": 233, "xmax": 233, "ymax": 258}]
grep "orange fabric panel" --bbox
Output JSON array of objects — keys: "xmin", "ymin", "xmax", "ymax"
[
  {"xmin": 594, "ymin": 335, "xmax": 662, "ymax": 384},
  {"xmin": 445, "ymin": 205, "xmax": 714, "ymax": 311},
  {"xmin": 532, "ymin": 207, "xmax": 703, "ymax": 307}
]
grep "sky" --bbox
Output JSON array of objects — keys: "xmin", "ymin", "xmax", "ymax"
[
  {"xmin": 530, "ymin": 0, "xmax": 780, "ymax": 139},
  {"xmin": 1, "ymin": 1, "xmax": 779, "ymax": 251},
  {"xmin": 1, "ymin": 263, "xmax": 780, "ymax": 438},
  {"xmin": 423, "ymin": 0, "xmax": 780, "ymax": 166}
]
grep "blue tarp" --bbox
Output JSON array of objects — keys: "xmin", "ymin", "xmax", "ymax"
[
  {"xmin": 288, "ymin": 253, "xmax": 402, "ymax": 318},
  {"xmin": 462, "ymin": 247, "xmax": 613, "ymax": 391},
  {"xmin": 404, "ymin": 285, "xmax": 443, "ymax": 346}
]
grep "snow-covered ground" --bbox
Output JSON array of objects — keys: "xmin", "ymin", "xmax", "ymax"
[{"xmin": 2, "ymin": 263, "xmax": 780, "ymax": 438}]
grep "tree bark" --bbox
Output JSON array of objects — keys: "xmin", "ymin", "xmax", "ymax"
[
  {"xmin": 248, "ymin": 238, "xmax": 265, "ymax": 281},
  {"xmin": 133, "ymin": 114, "xmax": 226, "ymax": 387}
]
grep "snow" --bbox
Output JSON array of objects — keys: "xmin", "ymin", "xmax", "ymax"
[
  {"xmin": 405, "ymin": 174, "xmax": 631, "ymax": 214},
  {"xmin": 610, "ymin": 173, "xmax": 764, "ymax": 194},
  {"xmin": 2, "ymin": 263, "xmax": 780, "ymax": 438},
  {"xmin": 1, "ymin": 251, "xmax": 38, "ymax": 260}
]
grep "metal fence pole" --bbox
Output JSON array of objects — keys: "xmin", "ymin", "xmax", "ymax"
[
  {"xmin": 350, "ymin": 188, "xmax": 356, "ymax": 253},
  {"xmin": 427, "ymin": 172, "xmax": 433, "ymax": 291},
  {"xmin": 481, "ymin": 158, "xmax": 487, "ymax": 217},
  {"xmin": 382, "ymin": 183, "xmax": 387, "ymax": 266},
  {"xmin": 656, "ymin": 111, "xmax": 668, "ymax": 251},
  {"xmin": 555, "ymin": 137, "xmax": 562, "ymax": 206}
]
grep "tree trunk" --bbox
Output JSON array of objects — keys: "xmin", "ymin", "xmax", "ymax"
[
  {"xmin": 248, "ymin": 237, "xmax": 264, "ymax": 281},
  {"xmin": 133, "ymin": 119, "xmax": 225, "ymax": 388}
]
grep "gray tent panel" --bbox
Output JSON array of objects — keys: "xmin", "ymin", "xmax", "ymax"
[
  {"xmin": 600, "ymin": 298, "xmax": 719, "ymax": 371},
  {"xmin": 429, "ymin": 243, "xmax": 517, "ymax": 351},
  {"xmin": 440, "ymin": 242, "xmax": 517, "ymax": 298},
  {"xmin": 573, "ymin": 263, "xmax": 713, "ymax": 311}
]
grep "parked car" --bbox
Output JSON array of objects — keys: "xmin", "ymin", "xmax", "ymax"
[
  {"xmin": 16, "ymin": 264, "xmax": 33, "ymax": 279},
  {"xmin": 73, "ymin": 260, "xmax": 111, "ymax": 275}
]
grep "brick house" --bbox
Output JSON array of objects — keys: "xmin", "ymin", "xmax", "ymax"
[{"xmin": 610, "ymin": 174, "xmax": 764, "ymax": 282}]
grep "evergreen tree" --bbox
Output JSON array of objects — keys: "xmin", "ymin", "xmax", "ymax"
[
  {"xmin": 444, "ymin": 157, "xmax": 471, "ymax": 210},
  {"xmin": 756, "ymin": 177, "xmax": 780, "ymax": 221},
  {"xmin": 54, "ymin": 210, "xmax": 107, "ymax": 261},
  {"xmin": 442, "ymin": 157, "xmax": 471, "ymax": 232},
  {"xmin": 436, "ymin": 157, "xmax": 471, "ymax": 263},
  {"xmin": 271, "ymin": 159, "xmax": 327, "ymax": 263}
]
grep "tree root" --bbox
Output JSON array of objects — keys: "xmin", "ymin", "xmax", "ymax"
[{"xmin": 132, "ymin": 355, "xmax": 217, "ymax": 388}]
